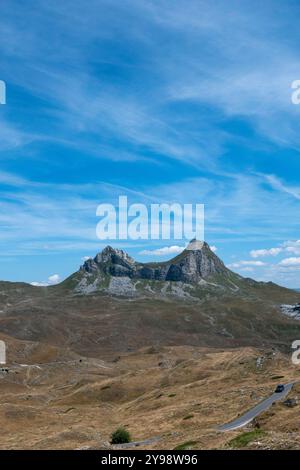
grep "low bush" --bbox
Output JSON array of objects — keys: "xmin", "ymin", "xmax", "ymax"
[{"xmin": 110, "ymin": 427, "xmax": 131, "ymax": 444}]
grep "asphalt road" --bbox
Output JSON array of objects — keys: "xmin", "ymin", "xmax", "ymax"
[
  {"xmin": 218, "ymin": 383, "xmax": 294, "ymax": 431},
  {"xmin": 112, "ymin": 436, "xmax": 161, "ymax": 448}
]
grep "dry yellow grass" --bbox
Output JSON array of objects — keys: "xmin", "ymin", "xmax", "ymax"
[{"xmin": 0, "ymin": 339, "xmax": 299, "ymax": 449}]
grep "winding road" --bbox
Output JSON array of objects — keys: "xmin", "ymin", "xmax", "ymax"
[{"xmin": 218, "ymin": 382, "xmax": 294, "ymax": 431}]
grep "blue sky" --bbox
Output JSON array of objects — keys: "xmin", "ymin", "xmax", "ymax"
[{"xmin": 1, "ymin": 0, "xmax": 300, "ymax": 287}]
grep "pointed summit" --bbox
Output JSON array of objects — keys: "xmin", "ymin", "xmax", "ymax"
[
  {"xmin": 186, "ymin": 239, "xmax": 205, "ymax": 251},
  {"xmin": 81, "ymin": 245, "xmax": 135, "ymax": 275},
  {"xmin": 94, "ymin": 246, "xmax": 135, "ymax": 265}
]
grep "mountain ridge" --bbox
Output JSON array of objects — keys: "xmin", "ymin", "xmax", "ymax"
[
  {"xmin": 49, "ymin": 240, "xmax": 297, "ymax": 302},
  {"xmin": 0, "ymin": 241, "xmax": 297, "ymax": 303},
  {"xmin": 80, "ymin": 240, "xmax": 231, "ymax": 283}
]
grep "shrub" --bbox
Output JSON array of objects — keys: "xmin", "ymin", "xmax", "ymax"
[
  {"xmin": 101, "ymin": 385, "xmax": 111, "ymax": 390},
  {"xmin": 183, "ymin": 414, "xmax": 194, "ymax": 420},
  {"xmin": 110, "ymin": 427, "xmax": 131, "ymax": 444}
]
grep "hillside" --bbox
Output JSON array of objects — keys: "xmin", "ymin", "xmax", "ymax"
[{"xmin": 0, "ymin": 342, "xmax": 299, "ymax": 450}]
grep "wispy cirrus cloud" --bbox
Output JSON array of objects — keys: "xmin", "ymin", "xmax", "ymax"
[
  {"xmin": 2, "ymin": 0, "xmax": 300, "ymax": 166},
  {"xmin": 263, "ymin": 175, "xmax": 300, "ymax": 201},
  {"xmin": 1, "ymin": 1, "xmax": 300, "ymax": 287}
]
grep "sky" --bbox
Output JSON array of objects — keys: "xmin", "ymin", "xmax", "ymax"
[{"xmin": 1, "ymin": 0, "xmax": 300, "ymax": 287}]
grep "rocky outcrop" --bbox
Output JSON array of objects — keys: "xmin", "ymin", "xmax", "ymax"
[
  {"xmin": 80, "ymin": 240, "xmax": 230, "ymax": 284},
  {"xmin": 280, "ymin": 303, "xmax": 300, "ymax": 320}
]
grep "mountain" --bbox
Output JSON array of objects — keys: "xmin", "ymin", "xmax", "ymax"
[
  {"xmin": 82, "ymin": 240, "xmax": 228, "ymax": 283},
  {"xmin": 63, "ymin": 240, "xmax": 248, "ymax": 297},
  {"xmin": 81, "ymin": 240, "xmax": 228, "ymax": 281},
  {"xmin": 59, "ymin": 240, "xmax": 297, "ymax": 305}
]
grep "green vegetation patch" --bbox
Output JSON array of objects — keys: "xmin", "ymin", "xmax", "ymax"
[
  {"xmin": 227, "ymin": 429, "xmax": 266, "ymax": 448},
  {"xmin": 174, "ymin": 440, "xmax": 198, "ymax": 450},
  {"xmin": 110, "ymin": 427, "xmax": 131, "ymax": 444}
]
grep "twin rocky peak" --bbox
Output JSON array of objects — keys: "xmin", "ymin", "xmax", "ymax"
[{"xmin": 80, "ymin": 239, "xmax": 229, "ymax": 284}]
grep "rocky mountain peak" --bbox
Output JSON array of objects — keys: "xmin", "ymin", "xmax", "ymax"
[
  {"xmin": 80, "ymin": 240, "xmax": 228, "ymax": 284},
  {"xmin": 186, "ymin": 239, "xmax": 205, "ymax": 251},
  {"xmin": 81, "ymin": 245, "xmax": 135, "ymax": 275},
  {"xmin": 95, "ymin": 246, "xmax": 135, "ymax": 265}
]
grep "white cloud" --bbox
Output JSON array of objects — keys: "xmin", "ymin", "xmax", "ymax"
[
  {"xmin": 250, "ymin": 240, "xmax": 300, "ymax": 260},
  {"xmin": 250, "ymin": 247, "xmax": 283, "ymax": 258},
  {"xmin": 140, "ymin": 245, "xmax": 186, "ymax": 256},
  {"xmin": 283, "ymin": 240, "xmax": 300, "ymax": 255},
  {"xmin": 228, "ymin": 260, "xmax": 267, "ymax": 268},
  {"xmin": 31, "ymin": 273, "xmax": 61, "ymax": 287},
  {"xmin": 140, "ymin": 242, "xmax": 217, "ymax": 257},
  {"xmin": 30, "ymin": 281, "xmax": 48, "ymax": 287},
  {"xmin": 279, "ymin": 257, "xmax": 300, "ymax": 266},
  {"xmin": 48, "ymin": 274, "xmax": 60, "ymax": 284}
]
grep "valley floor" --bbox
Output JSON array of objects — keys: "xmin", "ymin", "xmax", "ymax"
[{"xmin": 1, "ymin": 343, "xmax": 300, "ymax": 450}]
